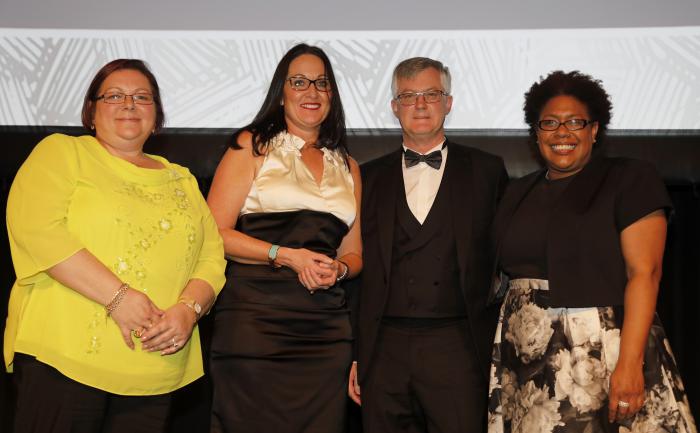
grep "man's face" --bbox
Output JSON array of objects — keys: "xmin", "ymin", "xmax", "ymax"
[{"xmin": 391, "ymin": 67, "xmax": 452, "ymax": 145}]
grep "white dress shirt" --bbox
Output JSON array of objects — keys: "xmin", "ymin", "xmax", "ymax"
[{"xmin": 402, "ymin": 139, "xmax": 448, "ymax": 224}]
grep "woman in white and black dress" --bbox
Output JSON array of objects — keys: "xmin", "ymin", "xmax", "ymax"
[
  {"xmin": 207, "ymin": 43, "xmax": 362, "ymax": 433},
  {"xmin": 487, "ymin": 71, "xmax": 696, "ymax": 433}
]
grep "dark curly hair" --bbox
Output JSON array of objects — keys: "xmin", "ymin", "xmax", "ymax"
[
  {"xmin": 523, "ymin": 70, "xmax": 612, "ymax": 144},
  {"xmin": 232, "ymin": 43, "xmax": 348, "ymax": 165}
]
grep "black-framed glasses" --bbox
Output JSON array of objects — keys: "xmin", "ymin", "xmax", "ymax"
[
  {"xmin": 394, "ymin": 90, "xmax": 448, "ymax": 106},
  {"xmin": 95, "ymin": 92, "xmax": 155, "ymax": 105},
  {"xmin": 537, "ymin": 118, "xmax": 595, "ymax": 131},
  {"xmin": 286, "ymin": 76, "xmax": 331, "ymax": 92}
]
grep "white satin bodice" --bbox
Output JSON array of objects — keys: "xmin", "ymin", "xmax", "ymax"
[{"xmin": 240, "ymin": 132, "xmax": 356, "ymax": 227}]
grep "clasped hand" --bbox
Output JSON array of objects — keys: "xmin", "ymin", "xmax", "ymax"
[
  {"xmin": 109, "ymin": 288, "xmax": 196, "ymax": 355},
  {"xmin": 285, "ymin": 248, "xmax": 340, "ymax": 292}
]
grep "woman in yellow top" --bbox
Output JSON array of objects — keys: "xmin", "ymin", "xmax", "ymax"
[{"xmin": 5, "ymin": 59, "xmax": 226, "ymax": 433}]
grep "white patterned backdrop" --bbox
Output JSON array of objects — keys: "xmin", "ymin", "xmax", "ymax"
[{"xmin": 1, "ymin": 27, "xmax": 699, "ymax": 129}]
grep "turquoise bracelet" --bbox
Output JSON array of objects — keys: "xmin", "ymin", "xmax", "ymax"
[{"xmin": 268, "ymin": 244, "xmax": 281, "ymax": 267}]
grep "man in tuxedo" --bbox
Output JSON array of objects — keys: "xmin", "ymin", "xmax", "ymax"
[{"xmin": 348, "ymin": 57, "xmax": 508, "ymax": 433}]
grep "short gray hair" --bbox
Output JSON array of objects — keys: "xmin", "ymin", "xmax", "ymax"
[{"xmin": 391, "ymin": 57, "xmax": 451, "ymax": 97}]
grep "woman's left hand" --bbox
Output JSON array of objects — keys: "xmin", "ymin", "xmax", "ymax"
[
  {"xmin": 608, "ymin": 360, "xmax": 645, "ymax": 423},
  {"xmin": 300, "ymin": 259, "xmax": 345, "ymax": 292},
  {"xmin": 140, "ymin": 302, "xmax": 197, "ymax": 355},
  {"xmin": 608, "ymin": 209, "xmax": 666, "ymax": 423}
]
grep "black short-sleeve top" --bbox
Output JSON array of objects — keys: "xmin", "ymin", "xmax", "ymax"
[{"xmin": 493, "ymin": 156, "xmax": 672, "ymax": 307}]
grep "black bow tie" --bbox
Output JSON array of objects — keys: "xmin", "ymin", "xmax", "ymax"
[{"xmin": 404, "ymin": 148, "xmax": 442, "ymax": 169}]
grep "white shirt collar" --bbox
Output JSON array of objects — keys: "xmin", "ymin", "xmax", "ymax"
[{"xmin": 401, "ymin": 138, "xmax": 446, "ymax": 155}]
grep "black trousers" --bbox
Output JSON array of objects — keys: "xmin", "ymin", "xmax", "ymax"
[
  {"xmin": 12, "ymin": 354, "xmax": 172, "ymax": 433},
  {"xmin": 361, "ymin": 320, "xmax": 488, "ymax": 433}
]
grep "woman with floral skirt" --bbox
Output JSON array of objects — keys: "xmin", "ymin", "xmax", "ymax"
[{"xmin": 486, "ymin": 71, "xmax": 696, "ymax": 433}]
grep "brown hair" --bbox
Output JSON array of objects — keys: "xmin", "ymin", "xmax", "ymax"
[{"xmin": 81, "ymin": 59, "xmax": 165, "ymax": 133}]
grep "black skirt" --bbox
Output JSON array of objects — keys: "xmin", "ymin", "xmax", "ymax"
[{"xmin": 210, "ymin": 211, "xmax": 352, "ymax": 433}]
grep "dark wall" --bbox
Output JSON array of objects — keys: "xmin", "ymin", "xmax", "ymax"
[{"xmin": 1, "ymin": 126, "xmax": 699, "ymax": 431}]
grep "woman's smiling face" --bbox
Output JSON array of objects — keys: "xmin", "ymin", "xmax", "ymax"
[
  {"xmin": 537, "ymin": 95, "xmax": 599, "ymax": 180},
  {"xmin": 282, "ymin": 54, "xmax": 331, "ymax": 140},
  {"xmin": 93, "ymin": 68, "xmax": 156, "ymax": 152}
]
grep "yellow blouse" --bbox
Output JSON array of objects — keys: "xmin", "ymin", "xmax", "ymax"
[{"xmin": 4, "ymin": 134, "xmax": 226, "ymax": 395}]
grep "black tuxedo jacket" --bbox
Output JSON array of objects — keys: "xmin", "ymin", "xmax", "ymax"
[{"xmin": 356, "ymin": 140, "xmax": 508, "ymax": 383}]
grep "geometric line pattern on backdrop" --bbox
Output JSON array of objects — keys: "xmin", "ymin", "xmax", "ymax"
[{"xmin": 1, "ymin": 27, "xmax": 699, "ymax": 129}]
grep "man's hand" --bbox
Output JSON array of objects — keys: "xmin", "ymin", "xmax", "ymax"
[{"xmin": 348, "ymin": 361, "xmax": 361, "ymax": 405}]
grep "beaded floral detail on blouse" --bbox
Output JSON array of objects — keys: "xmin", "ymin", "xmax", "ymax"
[{"xmin": 87, "ymin": 168, "xmax": 198, "ymax": 354}]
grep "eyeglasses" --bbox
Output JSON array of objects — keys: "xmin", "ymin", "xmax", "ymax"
[
  {"xmin": 395, "ymin": 90, "xmax": 447, "ymax": 106},
  {"xmin": 287, "ymin": 76, "xmax": 331, "ymax": 92},
  {"xmin": 537, "ymin": 119, "xmax": 594, "ymax": 131},
  {"xmin": 95, "ymin": 92, "xmax": 155, "ymax": 105}
]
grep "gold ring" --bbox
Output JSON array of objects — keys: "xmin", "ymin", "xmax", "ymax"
[
  {"xmin": 172, "ymin": 338, "xmax": 178, "ymax": 348},
  {"xmin": 133, "ymin": 329, "xmax": 142, "ymax": 338},
  {"xmin": 617, "ymin": 400, "xmax": 630, "ymax": 408}
]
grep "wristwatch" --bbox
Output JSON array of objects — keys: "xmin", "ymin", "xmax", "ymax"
[{"xmin": 178, "ymin": 297, "xmax": 202, "ymax": 321}]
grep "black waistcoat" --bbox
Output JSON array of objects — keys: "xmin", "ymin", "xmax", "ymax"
[{"xmin": 384, "ymin": 171, "xmax": 466, "ymax": 318}]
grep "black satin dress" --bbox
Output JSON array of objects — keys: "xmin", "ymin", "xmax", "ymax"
[{"xmin": 210, "ymin": 210, "xmax": 353, "ymax": 433}]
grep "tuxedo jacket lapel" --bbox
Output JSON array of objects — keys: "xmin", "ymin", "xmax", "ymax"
[
  {"xmin": 375, "ymin": 149, "xmax": 403, "ymax": 279},
  {"xmin": 446, "ymin": 143, "xmax": 474, "ymax": 293}
]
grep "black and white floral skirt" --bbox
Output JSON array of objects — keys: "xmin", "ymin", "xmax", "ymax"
[{"xmin": 487, "ymin": 278, "xmax": 697, "ymax": 433}]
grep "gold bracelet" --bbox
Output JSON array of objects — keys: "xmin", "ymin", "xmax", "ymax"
[{"xmin": 105, "ymin": 283, "xmax": 130, "ymax": 316}]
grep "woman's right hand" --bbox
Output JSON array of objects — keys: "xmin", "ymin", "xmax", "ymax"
[
  {"xmin": 109, "ymin": 288, "xmax": 164, "ymax": 350},
  {"xmin": 277, "ymin": 247, "xmax": 335, "ymax": 292}
]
